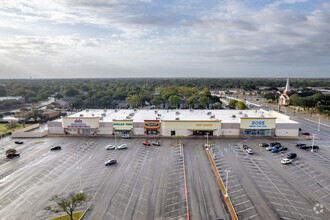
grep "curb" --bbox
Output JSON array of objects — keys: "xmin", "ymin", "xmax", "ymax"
[
  {"xmin": 204, "ymin": 146, "xmax": 238, "ymax": 220},
  {"xmin": 181, "ymin": 143, "xmax": 190, "ymax": 220}
]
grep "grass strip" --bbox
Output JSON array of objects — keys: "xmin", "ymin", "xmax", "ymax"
[{"xmin": 48, "ymin": 211, "xmax": 84, "ymax": 220}]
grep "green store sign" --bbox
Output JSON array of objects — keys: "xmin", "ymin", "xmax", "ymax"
[{"xmin": 114, "ymin": 123, "xmax": 133, "ymax": 126}]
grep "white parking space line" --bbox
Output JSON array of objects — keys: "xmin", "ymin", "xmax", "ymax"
[
  {"xmin": 232, "ymin": 194, "xmax": 248, "ymax": 200},
  {"xmin": 167, "ymin": 213, "xmax": 188, "ymax": 220},
  {"xmin": 242, "ymin": 213, "xmax": 259, "ymax": 220},
  {"xmin": 236, "ymin": 206, "xmax": 254, "ymax": 214},
  {"xmin": 235, "ymin": 200, "xmax": 250, "ymax": 206}
]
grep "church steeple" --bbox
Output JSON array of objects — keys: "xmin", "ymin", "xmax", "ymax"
[{"xmin": 284, "ymin": 77, "xmax": 290, "ymax": 92}]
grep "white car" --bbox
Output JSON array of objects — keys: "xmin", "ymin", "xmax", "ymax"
[
  {"xmin": 246, "ymin": 148, "xmax": 253, "ymax": 154},
  {"xmin": 281, "ymin": 158, "xmax": 292, "ymax": 165},
  {"xmin": 117, "ymin": 144, "xmax": 128, "ymax": 150},
  {"xmin": 105, "ymin": 145, "xmax": 116, "ymax": 150}
]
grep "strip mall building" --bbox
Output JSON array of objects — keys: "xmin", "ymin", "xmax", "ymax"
[{"xmin": 48, "ymin": 109, "xmax": 299, "ymax": 137}]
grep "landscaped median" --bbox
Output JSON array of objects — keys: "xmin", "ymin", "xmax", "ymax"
[
  {"xmin": 204, "ymin": 144, "xmax": 238, "ymax": 220},
  {"xmin": 48, "ymin": 211, "xmax": 84, "ymax": 220}
]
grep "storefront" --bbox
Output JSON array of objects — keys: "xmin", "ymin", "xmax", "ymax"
[
  {"xmin": 62, "ymin": 117, "xmax": 99, "ymax": 135},
  {"xmin": 113, "ymin": 120, "xmax": 133, "ymax": 134},
  {"xmin": 161, "ymin": 120, "xmax": 221, "ymax": 136},
  {"xmin": 144, "ymin": 120, "xmax": 160, "ymax": 135},
  {"xmin": 239, "ymin": 118, "xmax": 276, "ymax": 137}
]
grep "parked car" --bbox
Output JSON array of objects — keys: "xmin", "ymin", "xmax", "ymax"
[
  {"xmin": 117, "ymin": 144, "xmax": 128, "ymax": 150},
  {"xmin": 279, "ymin": 146, "xmax": 287, "ymax": 151},
  {"xmin": 308, "ymin": 145, "xmax": 319, "ymax": 150},
  {"xmin": 152, "ymin": 141, "xmax": 161, "ymax": 146},
  {"xmin": 266, "ymin": 146, "xmax": 274, "ymax": 151},
  {"xmin": 105, "ymin": 159, "xmax": 117, "ymax": 166},
  {"xmin": 271, "ymin": 148, "xmax": 280, "ymax": 153},
  {"xmin": 105, "ymin": 145, "xmax": 116, "ymax": 150},
  {"xmin": 50, "ymin": 146, "xmax": 61, "ymax": 151},
  {"xmin": 7, "ymin": 153, "xmax": 20, "ymax": 158},
  {"xmin": 296, "ymin": 143, "xmax": 306, "ymax": 148},
  {"xmin": 142, "ymin": 141, "xmax": 151, "ymax": 146},
  {"xmin": 273, "ymin": 144, "xmax": 282, "ymax": 149},
  {"xmin": 259, "ymin": 143, "xmax": 269, "ymax": 147},
  {"xmin": 302, "ymin": 132, "xmax": 310, "ymax": 135},
  {"xmin": 242, "ymin": 144, "xmax": 248, "ymax": 150},
  {"xmin": 286, "ymin": 153, "xmax": 297, "ymax": 159},
  {"xmin": 14, "ymin": 140, "xmax": 23, "ymax": 144},
  {"xmin": 281, "ymin": 158, "xmax": 292, "ymax": 165},
  {"xmin": 246, "ymin": 148, "xmax": 253, "ymax": 154},
  {"xmin": 270, "ymin": 142, "xmax": 281, "ymax": 147},
  {"xmin": 299, "ymin": 145, "xmax": 310, "ymax": 150},
  {"xmin": 122, "ymin": 134, "xmax": 131, "ymax": 139}
]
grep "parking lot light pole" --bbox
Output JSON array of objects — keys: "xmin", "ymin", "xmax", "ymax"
[
  {"xmin": 224, "ymin": 169, "xmax": 230, "ymax": 197},
  {"xmin": 77, "ymin": 166, "xmax": 83, "ymax": 193},
  {"xmin": 206, "ymin": 132, "xmax": 209, "ymax": 147},
  {"xmin": 318, "ymin": 118, "xmax": 320, "ymax": 132},
  {"xmin": 311, "ymin": 134, "xmax": 316, "ymax": 152}
]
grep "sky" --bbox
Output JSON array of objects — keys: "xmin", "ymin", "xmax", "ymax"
[{"xmin": 0, "ymin": 0, "xmax": 329, "ymax": 79}]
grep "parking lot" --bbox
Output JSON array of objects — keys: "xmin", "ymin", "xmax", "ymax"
[
  {"xmin": 208, "ymin": 138, "xmax": 329, "ymax": 220},
  {"xmin": 0, "ymin": 136, "xmax": 329, "ymax": 220},
  {"xmin": 0, "ymin": 136, "xmax": 230, "ymax": 220}
]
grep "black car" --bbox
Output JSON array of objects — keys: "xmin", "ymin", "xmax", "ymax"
[
  {"xmin": 105, "ymin": 159, "xmax": 117, "ymax": 166},
  {"xmin": 274, "ymin": 144, "xmax": 282, "ymax": 149},
  {"xmin": 296, "ymin": 143, "xmax": 306, "ymax": 147},
  {"xmin": 7, "ymin": 153, "xmax": 20, "ymax": 158},
  {"xmin": 51, "ymin": 146, "xmax": 61, "ymax": 151},
  {"xmin": 242, "ymin": 145, "xmax": 248, "ymax": 150},
  {"xmin": 259, "ymin": 143, "xmax": 269, "ymax": 147},
  {"xmin": 270, "ymin": 142, "xmax": 281, "ymax": 147},
  {"xmin": 286, "ymin": 153, "xmax": 297, "ymax": 159},
  {"xmin": 299, "ymin": 144, "xmax": 310, "ymax": 150},
  {"xmin": 279, "ymin": 146, "xmax": 287, "ymax": 151},
  {"xmin": 14, "ymin": 140, "xmax": 24, "ymax": 144},
  {"xmin": 308, "ymin": 145, "xmax": 319, "ymax": 150}
]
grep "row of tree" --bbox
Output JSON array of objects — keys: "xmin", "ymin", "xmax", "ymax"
[{"xmin": 289, "ymin": 93, "xmax": 330, "ymax": 116}]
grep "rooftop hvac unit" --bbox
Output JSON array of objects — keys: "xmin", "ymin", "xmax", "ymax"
[
  {"xmin": 231, "ymin": 115, "xmax": 236, "ymax": 118},
  {"xmin": 92, "ymin": 114, "xmax": 94, "ymax": 116},
  {"xmin": 175, "ymin": 117, "xmax": 180, "ymax": 120},
  {"xmin": 104, "ymin": 109, "xmax": 107, "ymax": 112},
  {"xmin": 210, "ymin": 115, "xmax": 215, "ymax": 119},
  {"xmin": 100, "ymin": 117, "xmax": 103, "ymax": 120},
  {"xmin": 158, "ymin": 114, "xmax": 161, "ymax": 116},
  {"xmin": 115, "ymin": 109, "xmax": 118, "ymax": 112},
  {"xmin": 207, "ymin": 112, "xmax": 212, "ymax": 115},
  {"xmin": 101, "ymin": 113, "xmax": 106, "ymax": 117},
  {"xmin": 134, "ymin": 108, "xmax": 137, "ymax": 111},
  {"xmin": 244, "ymin": 114, "xmax": 248, "ymax": 117},
  {"xmin": 175, "ymin": 112, "xmax": 180, "ymax": 115},
  {"xmin": 80, "ymin": 114, "xmax": 84, "ymax": 117},
  {"xmin": 154, "ymin": 110, "xmax": 158, "ymax": 114},
  {"xmin": 86, "ymin": 109, "xmax": 89, "ymax": 112},
  {"xmin": 129, "ymin": 113, "xmax": 134, "ymax": 116},
  {"xmin": 156, "ymin": 117, "xmax": 160, "ymax": 120},
  {"xmin": 190, "ymin": 109, "xmax": 193, "ymax": 112},
  {"xmin": 126, "ymin": 116, "xmax": 131, "ymax": 119},
  {"xmin": 239, "ymin": 111, "xmax": 242, "ymax": 114}
]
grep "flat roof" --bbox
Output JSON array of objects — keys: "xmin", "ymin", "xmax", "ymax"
[{"xmin": 56, "ymin": 109, "xmax": 298, "ymax": 124}]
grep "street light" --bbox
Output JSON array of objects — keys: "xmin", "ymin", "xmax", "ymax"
[
  {"xmin": 318, "ymin": 118, "xmax": 320, "ymax": 132},
  {"xmin": 77, "ymin": 166, "xmax": 83, "ymax": 193},
  {"xmin": 311, "ymin": 134, "xmax": 316, "ymax": 152},
  {"xmin": 206, "ymin": 132, "xmax": 209, "ymax": 147},
  {"xmin": 224, "ymin": 169, "xmax": 230, "ymax": 197}
]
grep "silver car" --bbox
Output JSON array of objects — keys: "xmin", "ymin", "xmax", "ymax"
[
  {"xmin": 105, "ymin": 145, "xmax": 116, "ymax": 150},
  {"xmin": 117, "ymin": 144, "xmax": 128, "ymax": 150}
]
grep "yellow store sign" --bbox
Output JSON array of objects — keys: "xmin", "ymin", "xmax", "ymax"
[
  {"xmin": 240, "ymin": 118, "xmax": 276, "ymax": 129},
  {"xmin": 162, "ymin": 121, "xmax": 221, "ymax": 130}
]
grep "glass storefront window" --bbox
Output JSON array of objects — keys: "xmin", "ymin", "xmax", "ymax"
[
  {"xmin": 244, "ymin": 129, "xmax": 270, "ymax": 136},
  {"xmin": 147, "ymin": 130, "xmax": 158, "ymax": 135},
  {"xmin": 193, "ymin": 131, "xmax": 213, "ymax": 136}
]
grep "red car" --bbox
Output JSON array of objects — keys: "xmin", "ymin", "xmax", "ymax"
[
  {"xmin": 302, "ymin": 132, "xmax": 310, "ymax": 135},
  {"xmin": 142, "ymin": 141, "xmax": 151, "ymax": 146},
  {"xmin": 7, "ymin": 153, "xmax": 20, "ymax": 158}
]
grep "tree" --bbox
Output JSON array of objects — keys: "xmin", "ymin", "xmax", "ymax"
[
  {"xmin": 15, "ymin": 107, "xmax": 29, "ymax": 128},
  {"xmin": 213, "ymin": 102, "xmax": 222, "ymax": 109},
  {"xmin": 289, "ymin": 94, "xmax": 301, "ymax": 106},
  {"xmin": 236, "ymin": 101, "xmax": 248, "ymax": 110},
  {"xmin": 5, "ymin": 122, "xmax": 19, "ymax": 130},
  {"xmin": 29, "ymin": 110, "xmax": 44, "ymax": 122},
  {"xmin": 0, "ymin": 86, "xmax": 7, "ymax": 97},
  {"xmin": 6, "ymin": 148, "xmax": 17, "ymax": 155},
  {"xmin": 126, "ymin": 95, "xmax": 141, "ymax": 108},
  {"xmin": 168, "ymin": 95, "xmax": 181, "ymax": 108},
  {"xmin": 65, "ymin": 88, "xmax": 79, "ymax": 97},
  {"xmin": 186, "ymin": 96, "xmax": 196, "ymax": 108},
  {"xmin": 45, "ymin": 192, "xmax": 87, "ymax": 220},
  {"xmin": 228, "ymin": 99, "xmax": 238, "ymax": 109},
  {"xmin": 198, "ymin": 96, "xmax": 210, "ymax": 108},
  {"xmin": 151, "ymin": 96, "xmax": 162, "ymax": 108},
  {"xmin": 54, "ymin": 93, "xmax": 64, "ymax": 100}
]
